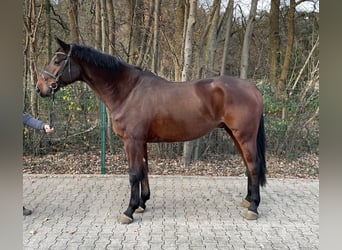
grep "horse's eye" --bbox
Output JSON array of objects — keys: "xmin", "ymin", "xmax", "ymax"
[{"xmin": 54, "ymin": 59, "xmax": 60, "ymax": 65}]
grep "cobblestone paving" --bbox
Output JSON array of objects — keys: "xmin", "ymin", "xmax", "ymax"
[{"xmin": 23, "ymin": 174, "xmax": 319, "ymax": 249}]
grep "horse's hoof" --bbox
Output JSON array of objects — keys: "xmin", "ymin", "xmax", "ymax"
[
  {"xmin": 240, "ymin": 199, "xmax": 250, "ymax": 208},
  {"xmin": 135, "ymin": 206, "xmax": 145, "ymax": 213},
  {"xmin": 244, "ymin": 210, "xmax": 259, "ymax": 220},
  {"xmin": 23, "ymin": 207, "xmax": 32, "ymax": 216},
  {"xmin": 118, "ymin": 214, "xmax": 133, "ymax": 224}
]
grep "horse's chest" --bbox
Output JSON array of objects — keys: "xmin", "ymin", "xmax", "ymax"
[
  {"xmin": 111, "ymin": 121, "xmax": 125, "ymax": 138},
  {"xmin": 111, "ymin": 116, "xmax": 147, "ymax": 140}
]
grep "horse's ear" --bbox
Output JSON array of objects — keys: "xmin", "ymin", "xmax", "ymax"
[{"xmin": 55, "ymin": 37, "xmax": 70, "ymax": 52}]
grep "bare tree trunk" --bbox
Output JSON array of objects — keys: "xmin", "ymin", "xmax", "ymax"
[
  {"xmin": 127, "ymin": 0, "xmax": 144, "ymax": 64},
  {"xmin": 220, "ymin": 0, "xmax": 234, "ymax": 76},
  {"xmin": 206, "ymin": 0, "xmax": 220, "ymax": 77},
  {"xmin": 95, "ymin": 0, "xmax": 101, "ymax": 50},
  {"xmin": 182, "ymin": 0, "xmax": 197, "ymax": 167},
  {"xmin": 174, "ymin": 0, "xmax": 186, "ymax": 81},
  {"xmin": 106, "ymin": 0, "xmax": 115, "ymax": 153},
  {"xmin": 23, "ymin": 34, "xmax": 29, "ymax": 110},
  {"xmin": 106, "ymin": 0, "xmax": 115, "ymax": 53},
  {"xmin": 278, "ymin": 0, "xmax": 298, "ymax": 92},
  {"xmin": 277, "ymin": 0, "xmax": 295, "ymax": 120},
  {"xmin": 269, "ymin": 0, "xmax": 280, "ymax": 88},
  {"xmin": 137, "ymin": 0, "xmax": 154, "ymax": 67},
  {"xmin": 101, "ymin": 0, "xmax": 108, "ymax": 52},
  {"xmin": 29, "ymin": 39, "xmax": 38, "ymax": 117},
  {"xmin": 68, "ymin": 0, "xmax": 79, "ymax": 43},
  {"xmin": 196, "ymin": 0, "xmax": 219, "ymax": 78},
  {"xmin": 151, "ymin": 0, "xmax": 161, "ymax": 73},
  {"xmin": 181, "ymin": 0, "xmax": 196, "ymax": 81},
  {"xmin": 23, "ymin": 0, "xmax": 43, "ymax": 117},
  {"xmin": 240, "ymin": 0, "xmax": 258, "ymax": 79},
  {"xmin": 193, "ymin": 0, "xmax": 220, "ymax": 161},
  {"xmin": 44, "ymin": 0, "xmax": 52, "ymax": 60}
]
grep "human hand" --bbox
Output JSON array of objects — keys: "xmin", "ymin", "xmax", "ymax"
[{"xmin": 44, "ymin": 124, "xmax": 54, "ymax": 133}]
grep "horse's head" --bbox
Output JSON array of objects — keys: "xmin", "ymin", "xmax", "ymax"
[{"xmin": 36, "ymin": 37, "xmax": 80, "ymax": 97}]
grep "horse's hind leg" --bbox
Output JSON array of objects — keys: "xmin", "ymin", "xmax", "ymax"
[
  {"xmin": 241, "ymin": 174, "xmax": 252, "ymax": 208},
  {"xmin": 225, "ymin": 126, "xmax": 260, "ymax": 219},
  {"xmin": 237, "ymin": 138, "xmax": 260, "ymax": 219},
  {"xmin": 136, "ymin": 143, "xmax": 150, "ymax": 213}
]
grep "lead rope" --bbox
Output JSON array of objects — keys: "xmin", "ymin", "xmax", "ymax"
[
  {"xmin": 31, "ymin": 92, "xmax": 54, "ymax": 152},
  {"xmin": 32, "ymin": 79, "xmax": 55, "ymax": 152},
  {"xmin": 49, "ymin": 89, "xmax": 55, "ymax": 129}
]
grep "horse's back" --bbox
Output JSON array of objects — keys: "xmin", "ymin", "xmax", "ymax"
[{"xmin": 193, "ymin": 75, "xmax": 262, "ymax": 110}]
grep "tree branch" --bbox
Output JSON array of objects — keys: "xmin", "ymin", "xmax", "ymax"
[
  {"xmin": 50, "ymin": 4, "xmax": 69, "ymax": 31},
  {"xmin": 288, "ymin": 36, "xmax": 319, "ymax": 96}
]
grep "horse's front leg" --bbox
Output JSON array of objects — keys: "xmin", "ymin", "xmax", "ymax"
[{"xmin": 118, "ymin": 139, "xmax": 146, "ymax": 224}]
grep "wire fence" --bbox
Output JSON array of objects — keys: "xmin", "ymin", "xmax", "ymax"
[{"xmin": 23, "ymin": 82, "xmax": 319, "ymax": 164}]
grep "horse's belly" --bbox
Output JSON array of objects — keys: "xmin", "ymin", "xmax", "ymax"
[{"xmin": 147, "ymin": 117, "xmax": 218, "ymax": 142}]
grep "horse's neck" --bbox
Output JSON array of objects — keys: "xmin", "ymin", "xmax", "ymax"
[{"xmin": 81, "ymin": 63, "xmax": 138, "ymax": 112}]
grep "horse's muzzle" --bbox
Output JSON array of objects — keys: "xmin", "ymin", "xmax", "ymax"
[{"xmin": 35, "ymin": 85, "xmax": 53, "ymax": 97}]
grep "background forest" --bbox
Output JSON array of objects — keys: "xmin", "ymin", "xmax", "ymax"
[{"xmin": 23, "ymin": 0, "xmax": 319, "ymax": 176}]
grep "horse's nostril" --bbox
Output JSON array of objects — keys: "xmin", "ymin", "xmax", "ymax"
[{"xmin": 35, "ymin": 87, "xmax": 40, "ymax": 93}]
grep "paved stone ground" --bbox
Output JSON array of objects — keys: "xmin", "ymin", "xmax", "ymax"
[{"xmin": 23, "ymin": 174, "xmax": 319, "ymax": 249}]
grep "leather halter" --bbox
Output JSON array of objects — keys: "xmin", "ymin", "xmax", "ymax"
[
  {"xmin": 41, "ymin": 45, "xmax": 73, "ymax": 92},
  {"xmin": 42, "ymin": 45, "xmax": 73, "ymax": 128}
]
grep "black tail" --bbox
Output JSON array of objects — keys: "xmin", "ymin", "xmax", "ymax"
[{"xmin": 257, "ymin": 114, "xmax": 267, "ymax": 187}]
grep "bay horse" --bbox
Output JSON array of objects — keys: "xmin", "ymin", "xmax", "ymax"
[{"xmin": 36, "ymin": 38, "xmax": 266, "ymax": 224}]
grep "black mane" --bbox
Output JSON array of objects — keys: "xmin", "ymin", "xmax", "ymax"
[{"xmin": 71, "ymin": 44, "xmax": 142, "ymax": 72}]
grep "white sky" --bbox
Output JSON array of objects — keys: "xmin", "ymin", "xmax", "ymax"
[{"xmin": 204, "ymin": 0, "xmax": 320, "ymax": 15}]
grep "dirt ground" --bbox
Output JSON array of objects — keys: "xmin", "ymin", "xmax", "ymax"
[{"xmin": 23, "ymin": 151, "xmax": 318, "ymax": 179}]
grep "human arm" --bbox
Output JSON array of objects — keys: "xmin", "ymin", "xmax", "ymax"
[{"xmin": 22, "ymin": 113, "xmax": 54, "ymax": 133}]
